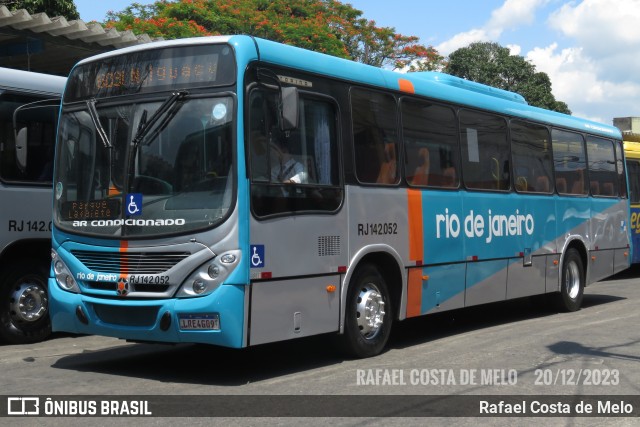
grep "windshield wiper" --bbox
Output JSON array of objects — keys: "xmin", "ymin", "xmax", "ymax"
[
  {"xmin": 132, "ymin": 90, "xmax": 188, "ymax": 147},
  {"xmin": 86, "ymin": 98, "xmax": 112, "ymax": 148}
]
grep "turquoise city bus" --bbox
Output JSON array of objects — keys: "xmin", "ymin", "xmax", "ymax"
[{"xmin": 49, "ymin": 36, "xmax": 629, "ymax": 358}]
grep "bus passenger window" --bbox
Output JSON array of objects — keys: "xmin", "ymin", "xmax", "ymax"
[
  {"xmin": 626, "ymin": 159, "xmax": 640, "ymax": 203},
  {"xmin": 587, "ymin": 136, "xmax": 617, "ymax": 197},
  {"xmin": 510, "ymin": 120, "xmax": 553, "ymax": 194},
  {"xmin": 615, "ymin": 143, "xmax": 627, "ymax": 198},
  {"xmin": 459, "ymin": 110, "xmax": 509, "ymax": 191},
  {"xmin": 0, "ymin": 94, "xmax": 59, "ymax": 184},
  {"xmin": 552, "ymin": 129, "xmax": 587, "ymax": 195},
  {"xmin": 351, "ymin": 88, "xmax": 398, "ymax": 185},
  {"xmin": 400, "ymin": 99, "xmax": 458, "ymax": 188}
]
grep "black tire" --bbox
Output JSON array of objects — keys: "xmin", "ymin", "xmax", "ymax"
[
  {"xmin": 0, "ymin": 261, "xmax": 51, "ymax": 344},
  {"xmin": 552, "ymin": 248, "xmax": 585, "ymax": 312},
  {"xmin": 339, "ymin": 264, "xmax": 393, "ymax": 358}
]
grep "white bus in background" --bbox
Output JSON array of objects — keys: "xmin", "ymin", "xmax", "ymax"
[{"xmin": 0, "ymin": 67, "xmax": 65, "ymax": 343}]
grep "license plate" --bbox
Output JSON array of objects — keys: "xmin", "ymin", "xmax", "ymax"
[{"xmin": 178, "ymin": 314, "xmax": 220, "ymax": 330}]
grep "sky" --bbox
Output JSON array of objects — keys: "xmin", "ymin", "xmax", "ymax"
[{"xmin": 74, "ymin": 0, "xmax": 640, "ymax": 127}]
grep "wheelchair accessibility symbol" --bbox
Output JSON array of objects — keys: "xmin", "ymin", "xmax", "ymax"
[
  {"xmin": 250, "ymin": 245, "xmax": 265, "ymax": 268},
  {"xmin": 126, "ymin": 193, "xmax": 143, "ymax": 216}
]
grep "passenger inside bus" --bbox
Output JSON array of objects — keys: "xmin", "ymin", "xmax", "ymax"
[
  {"xmin": 411, "ymin": 147, "xmax": 430, "ymax": 186},
  {"xmin": 571, "ymin": 169, "xmax": 586, "ymax": 194},
  {"xmin": 376, "ymin": 141, "xmax": 398, "ymax": 184},
  {"xmin": 442, "ymin": 166, "xmax": 457, "ymax": 187}
]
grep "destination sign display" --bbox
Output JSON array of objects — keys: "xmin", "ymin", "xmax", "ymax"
[
  {"xmin": 61, "ymin": 199, "xmax": 120, "ymax": 221},
  {"xmin": 65, "ymin": 44, "xmax": 236, "ymax": 102}
]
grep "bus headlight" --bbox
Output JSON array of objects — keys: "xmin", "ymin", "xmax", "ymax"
[
  {"xmin": 51, "ymin": 249, "xmax": 80, "ymax": 293},
  {"xmin": 193, "ymin": 279, "xmax": 207, "ymax": 294},
  {"xmin": 176, "ymin": 250, "xmax": 241, "ymax": 297}
]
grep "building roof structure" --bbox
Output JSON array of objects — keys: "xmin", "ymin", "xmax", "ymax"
[{"xmin": 0, "ymin": 5, "xmax": 157, "ymax": 75}]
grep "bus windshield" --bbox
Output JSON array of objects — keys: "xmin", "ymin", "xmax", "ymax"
[
  {"xmin": 54, "ymin": 95, "xmax": 235, "ymax": 237},
  {"xmin": 54, "ymin": 44, "xmax": 237, "ymax": 238}
]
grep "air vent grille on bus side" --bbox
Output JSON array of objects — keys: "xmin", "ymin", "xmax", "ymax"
[
  {"xmin": 318, "ymin": 236, "xmax": 341, "ymax": 257},
  {"xmin": 71, "ymin": 250, "xmax": 190, "ymax": 274}
]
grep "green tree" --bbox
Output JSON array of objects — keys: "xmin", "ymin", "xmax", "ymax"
[
  {"xmin": 445, "ymin": 42, "xmax": 570, "ymax": 114},
  {"xmin": 104, "ymin": 0, "xmax": 444, "ymax": 71},
  {"xmin": 0, "ymin": 0, "xmax": 80, "ymax": 20}
]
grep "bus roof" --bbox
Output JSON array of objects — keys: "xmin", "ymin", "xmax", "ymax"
[
  {"xmin": 0, "ymin": 67, "xmax": 66, "ymax": 96},
  {"xmin": 250, "ymin": 36, "xmax": 621, "ymax": 140},
  {"xmin": 69, "ymin": 35, "xmax": 621, "ymax": 140}
]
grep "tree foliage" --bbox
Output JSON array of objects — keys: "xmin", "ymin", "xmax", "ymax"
[
  {"xmin": 445, "ymin": 42, "xmax": 570, "ymax": 114},
  {"xmin": 104, "ymin": 0, "xmax": 443, "ymax": 71},
  {"xmin": 0, "ymin": 0, "xmax": 79, "ymax": 20}
]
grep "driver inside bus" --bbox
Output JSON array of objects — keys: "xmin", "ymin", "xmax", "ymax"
[{"xmin": 270, "ymin": 140, "xmax": 307, "ymax": 184}]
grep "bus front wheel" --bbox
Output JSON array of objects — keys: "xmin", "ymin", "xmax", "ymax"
[
  {"xmin": 553, "ymin": 248, "xmax": 585, "ymax": 312},
  {"xmin": 0, "ymin": 261, "xmax": 51, "ymax": 344},
  {"xmin": 340, "ymin": 264, "xmax": 392, "ymax": 358}
]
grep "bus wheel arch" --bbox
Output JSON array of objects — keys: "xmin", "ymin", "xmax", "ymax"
[{"xmin": 339, "ymin": 252, "xmax": 402, "ymax": 358}]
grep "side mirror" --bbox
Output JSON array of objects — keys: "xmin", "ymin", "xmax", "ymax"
[
  {"xmin": 15, "ymin": 127, "xmax": 28, "ymax": 172},
  {"xmin": 280, "ymin": 86, "xmax": 298, "ymax": 131}
]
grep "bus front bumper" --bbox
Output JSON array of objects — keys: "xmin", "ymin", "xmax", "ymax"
[{"xmin": 49, "ymin": 279, "xmax": 246, "ymax": 348}]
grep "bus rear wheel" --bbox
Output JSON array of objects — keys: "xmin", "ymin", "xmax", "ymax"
[
  {"xmin": 553, "ymin": 248, "xmax": 585, "ymax": 312},
  {"xmin": 0, "ymin": 261, "xmax": 51, "ymax": 344},
  {"xmin": 340, "ymin": 264, "xmax": 392, "ymax": 358}
]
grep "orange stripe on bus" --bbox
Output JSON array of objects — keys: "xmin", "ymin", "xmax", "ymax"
[
  {"xmin": 119, "ymin": 240, "xmax": 128, "ymax": 277},
  {"xmin": 407, "ymin": 189, "xmax": 423, "ymax": 262},
  {"xmin": 406, "ymin": 268, "xmax": 423, "ymax": 318},
  {"xmin": 398, "ymin": 78, "xmax": 415, "ymax": 94}
]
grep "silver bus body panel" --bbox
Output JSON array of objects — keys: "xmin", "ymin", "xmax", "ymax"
[
  {"xmin": 0, "ymin": 184, "xmax": 52, "ymax": 253},
  {"xmin": 247, "ymin": 181, "xmax": 629, "ymax": 346}
]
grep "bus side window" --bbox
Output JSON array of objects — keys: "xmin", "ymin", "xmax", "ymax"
[
  {"xmin": 587, "ymin": 136, "xmax": 617, "ymax": 197},
  {"xmin": 460, "ymin": 109, "xmax": 509, "ymax": 191},
  {"xmin": 552, "ymin": 129, "xmax": 587, "ymax": 195},
  {"xmin": 248, "ymin": 86, "xmax": 341, "ymax": 216},
  {"xmin": 616, "ymin": 142, "xmax": 627, "ymax": 198},
  {"xmin": 626, "ymin": 159, "xmax": 640, "ymax": 203},
  {"xmin": 400, "ymin": 98, "xmax": 458, "ymax": 188},
  {"xmin": 351, "ymin": 88, "xmax": 398, "ymax": 185},
  {"xmin": 0, "ymin": 94, "xmax": 58, "ymax": 184},
  {"xmin": 510, "ymin": 120, "xmax": 553, "ymax": 194}
]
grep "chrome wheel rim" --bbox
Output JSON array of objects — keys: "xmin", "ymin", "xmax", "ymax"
[
  {"xmin": 355, "ymin": 283, "xmax": 385, "ymax": 339},
  {"xmin": 10, "ymin": 281, "xmax": 48, "ymax": 323},
  {"xmin": 565, "ymin": 261, "xmax": 580, "ymax": 300}
]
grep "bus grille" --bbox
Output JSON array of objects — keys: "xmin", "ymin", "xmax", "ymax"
[
  {"xmin": 71, "ymin": 250, "xmax": 189, "ymax": 274},
  {"xmin": 86, "ymin": 281, "xmax": 171, "ymax": 293},
  {"xmin": 92, "ymin": 304, "xmax": 159, "ymax": 327}
]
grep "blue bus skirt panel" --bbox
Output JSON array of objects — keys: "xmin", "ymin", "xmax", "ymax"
[
  {"xmin": 49, "ymin": 281, "xmax": 247, "ymax": 348},
  {"xmin": 406, "ymin": 188, "xmax": 629, "ymax": 317}
]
